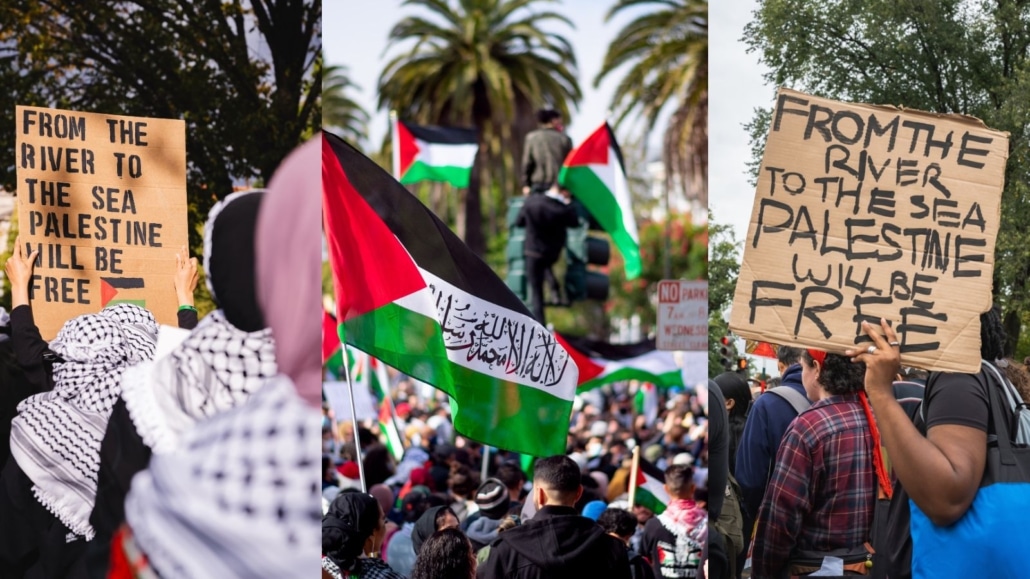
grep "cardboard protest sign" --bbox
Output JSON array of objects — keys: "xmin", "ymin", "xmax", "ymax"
[
  {"xmin": 729, "ymin": 88, "xmax": 1009, "ymax": 373},
  {"xmin": 16, "ymin": 106, "xmax": 187, "ymax": 339}
]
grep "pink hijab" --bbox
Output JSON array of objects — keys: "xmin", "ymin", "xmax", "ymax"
[{"xmin": 255, "ymin": 136, "xmax": 321, "ymax": 407}]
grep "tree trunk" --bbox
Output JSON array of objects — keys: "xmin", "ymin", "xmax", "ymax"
[
  {"xmin": 1004, "ymin": 308, "xmax": 1021, "ymax": 358},
  {"xmin": 464, "ymin": 143, "xmax": 487, "ymax": 257}
]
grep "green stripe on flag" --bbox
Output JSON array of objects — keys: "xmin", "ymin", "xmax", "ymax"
[
  {"xmin": 559, "ymin": 165, "xmax": 641, "ymax": 279},
  {"xmin": 579, "ymin": 368, "xmax": 682, "ymax": 393},
  {"xmin": 400, "ymin": 160, "xmax": 471, "ymax": 188},
  {"xmin": 635, "ymin": 487, "xmax": 666, "ymax": 515}
]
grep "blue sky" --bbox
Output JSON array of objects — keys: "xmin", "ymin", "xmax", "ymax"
[{"xmin": 324, "ymin": 0, "xmax": 660, "ymax": 152}]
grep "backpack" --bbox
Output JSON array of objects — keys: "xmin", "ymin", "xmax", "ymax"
[
  {"xmin": 766, "ymin": 385, "xmax": 812, "ymax": 415},
  {"xmin": 710, "ymin": 471, "xmax": 745, "ymax": 578},
  {"xmin": 887, "ymin": 361, "xmax": 1030, "ymax": 577}
]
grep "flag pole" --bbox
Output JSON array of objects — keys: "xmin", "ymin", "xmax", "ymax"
[
  {"xmin": 481, "ymin": 446, "xmax": 491, "ymax": 481},
  {"xmin": 341, "ymin": 345, "xmax": 368, "ymax": 492},
  {"xmin": 627, "ymin": 444, "xmax": 640, "ymax": 512},
  {"xmin": 390, "ymin": 110, "xmax": 399, "ymax": 179}
]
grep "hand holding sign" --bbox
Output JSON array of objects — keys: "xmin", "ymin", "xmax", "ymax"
[
  {"xmin": 5, "ymin": 237, "xmax": 39, "ymax": 308},
  {"xmin": 846, "ymin": 319, "xmax": 901, "ymax": 398},
  {"xmin": 173, "ymin": 245, "xmax": 198, "ymax": 307}
]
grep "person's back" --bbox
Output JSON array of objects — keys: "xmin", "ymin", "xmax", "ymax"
[
  {"xmin": 752, "ymin": 351, "xmax": 875, "ymax": 577},
  {"xmin": 734, "ymin": 347, "xmax": 810, "ymax": 521},
  {"xmin": 639, "ymin": 465, "xmax": 707, "ymax": 578},
  {"xmin": 517, "ymin": 192, "xmax": 580, "ymax": 262},
  {"xmin": 477, "ymin": 455, "xmax": 631, "ymax": 579},
  {"xmin": 522, "ymin": 109, "xmax": 572, "ymax": 192}
]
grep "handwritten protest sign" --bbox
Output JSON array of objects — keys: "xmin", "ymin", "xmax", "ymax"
[
  {"xmin": 16, "ymin": 106, "xmax": 187, "ymax": 339},
  {"xmin": 729, "ymin": 88, "xmax": 1009, "ymax": 373}
]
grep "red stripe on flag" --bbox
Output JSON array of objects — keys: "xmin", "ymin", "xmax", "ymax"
[
  {"xmin": 322, "ymin": 310, "xmax": 340, "ymax": 363},
  {"xmin": 554, "ymin": 333, "xmax": 604, "ymax": 385},
  {"xmin": 563, "ymin": 123, "xmax": 609, "ymax": 167},
  {"xmin": 396, "ymin": 120, "xmax": 420, "ymax": 176},
  {"xmin": 322, "ymin": 135, "xmax": 427, "ymax": 321}
]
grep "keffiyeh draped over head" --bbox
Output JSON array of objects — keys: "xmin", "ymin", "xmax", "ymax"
[
  {"xmin": 124, "ymin": 137, "xmax": 323, "ymax": 578},
  {"xmin": 124, "ymin": 376, "xmax": 322, "ymax": 578},
  {"xmin": 9, "ymin": 305, "xmax": 157, "ymax": 539},
  {"xmin": 121, "ymin": 310, "xmax": 277, "ymax": 454},
  {"xmin": 122, "ymin": 190, "xmax": 276, "ymax": 455}
]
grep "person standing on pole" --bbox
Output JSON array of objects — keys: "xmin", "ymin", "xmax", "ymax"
[{"xmin": 522, "ymin": 109, "xmax": 572, "ymax": 195}]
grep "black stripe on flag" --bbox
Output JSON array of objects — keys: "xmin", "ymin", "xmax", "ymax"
[
  {"xmin": 101, "ymin": 277, "xmax": 145, "ymax": 289},
  {"xmin": 326, "ymin": 133, "xmax": 530, "ymax": 317},
  {"xmin": 639, "ymin": 457, "xmax": 666, "ymax": 483},
  {"xmin": 559, "ymin": 333, "xmax": 656, "ymax": 361},
  {"xmin": 401, "ymin": 120, "xmax": 478, "ymax": 145}
]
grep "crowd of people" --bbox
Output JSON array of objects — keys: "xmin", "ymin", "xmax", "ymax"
[
  {"xmin": 709, "ymin": 307, "xmax": 1030, "ymax": 578},
  {"xmin": 321, "ymin": 367, "xmax": 712, "ymax": 578},
  {"xmin": 0, "ymin": 137, "xmax": 322, "ymax": 578}
]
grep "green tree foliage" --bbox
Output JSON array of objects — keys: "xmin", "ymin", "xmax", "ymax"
[
  {"xmin": 707, "ymin": 215, "xmax": 741, "ymax": 377},
  {"xmin": 595, "ymin": 0, "xmax": 708, "ymax": 206},
  {"xmin": 606, "ymin": 213, "xmax": 707, "ymax": 336},
  {"xmin": 744, "ymin": 0, "xmax": 1030, "ymax": 357},
  {"xmin": 377, "ymin": 0, "xmax": 582, "ymax": 256},
  {"xmin": 323, "ymin": 64, "xmax": 369, "ymax": 143},
  {"xmin": 0, "ymin": 1, "xmax": 321, "ymax": 252}
]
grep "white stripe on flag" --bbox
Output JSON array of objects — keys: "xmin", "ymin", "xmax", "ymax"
[
  {"xmin": 394, "ymin": 268, "xmax": 578, "ymax": 400},
  {"xmin": 415, "ymin": 139, "xmax": 478, "ymax": 168}
]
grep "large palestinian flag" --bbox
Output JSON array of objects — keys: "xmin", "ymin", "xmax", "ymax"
[
  {"xmin": 556, "ymin": 333, "xmax": 683, "ymax": 392},
  {"xmin": 558, "ymin": 122, "xmax": 641, "ymax": 279},
  {"xmin": 393, "ymin": 119, "xmax": 478, "ymax": 188},
  {"xmin": 324, "ymin": 132, "xmax": 578, "ymax": 457}
]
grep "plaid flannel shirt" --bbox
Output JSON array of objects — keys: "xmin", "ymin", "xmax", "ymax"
[{"xmin": 752, "ymin": 393, "xmax": 876, "ymax": 577}]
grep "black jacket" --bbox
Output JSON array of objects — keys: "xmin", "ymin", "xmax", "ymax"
[
  {"xmin": 515, "ymin": 194, "xmax": 580, "ymax": 262},
  {"xmin": 477, "ymin": 505, "xmax": 632, "ymax": 579}
]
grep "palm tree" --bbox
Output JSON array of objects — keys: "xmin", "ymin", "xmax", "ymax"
[
  {"xmin": 323, "ymin": 64, "xmax": 369, "ymax": 143},
  {"xmin": 595, "ymin": 0, "xmax": 708, "ymax": 207},
  {"xmin": 378, "ymin": 0, "xmax": 581, "ymax": 256}
]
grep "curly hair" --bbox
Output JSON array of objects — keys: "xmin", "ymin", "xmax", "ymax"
[
  {"xmin": 802, "ymin": 351, "xmax": 865, "ymax": 395},
  {"xmin": 410, "ymin": 527, "xmax": 476, "ymax": 579}
]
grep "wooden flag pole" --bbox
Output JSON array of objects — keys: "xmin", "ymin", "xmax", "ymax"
[
  {"xmin": 390, "ymin": 110, "xmax": 399, "ymax": 179},
  {"xmin": 341, "ymin": 346, "xmax": 368, "ymax": 492},
  {"xmin": 628, "ymin": 444, "xmax": 640, "ymax": 512}
]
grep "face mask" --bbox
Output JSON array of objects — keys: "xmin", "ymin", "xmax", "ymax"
[{"xmin": 587, "ymin": 442, "xmax": 603, "ymax": 458}]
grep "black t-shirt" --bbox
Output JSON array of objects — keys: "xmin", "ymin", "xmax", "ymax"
[{"xmin": 885, "ymin": 370, "xmax": 989, "ymax": 579}]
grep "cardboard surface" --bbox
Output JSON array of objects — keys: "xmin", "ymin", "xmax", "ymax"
[
  {"xmin": 15, "ymin": 106, "xmax": 187, "ymax": 339},
  {"xmin": 657, "ymin": 280, "xmax": 708, "ymax": 351},
  {"xmin": 729, "ymin": 88, "xmax": 1009, "ymax": 373}
]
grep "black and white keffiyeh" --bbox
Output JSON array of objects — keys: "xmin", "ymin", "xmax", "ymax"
[
  {"xmin": 9, "ymin": 305, "xmax": 157, "ymax": 539},
  {"xmin": 121, "ymin": 309, "xmax": 276, "ymax": 454},
  {"xmin": 124, "ymin": 375, "xmax": 322, "ymax": 579}
]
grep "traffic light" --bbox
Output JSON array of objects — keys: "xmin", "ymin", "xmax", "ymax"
[
  {"xmin": 719, "ymin": 336, "xmax": 733, "ymax": 371},
  {"xmin": 565, "ymin": 201, "xmax": 610, "ymax": 302},
  {"xmin": 736, "ymin": 357, "xmax": 750, "ymax": 377},
  {"xmin": 505, "ymin": 197, "xmax": 527, "ymax": 300}
]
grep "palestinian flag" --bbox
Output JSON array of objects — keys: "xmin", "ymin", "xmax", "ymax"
[
  {"xmin": 324, "ymin": 132, "xmax": 578, "ymax": 457},
  {"xmin": 100, "ymin": 276, "xmax": 146, "ymax": 308},
  {"xmin": 556, "ymin": 334, "xmax": 682, "ymax": 392},
  {"xmin": 634, "ymin": 382, "xmax": 659, "ymax": 427},
  {"xmin": 634, "ymin": 457, "xmax": 669, "ymax": 515},
  {"xmin": 393, "ymin": 119, "xmax": 478, "ymax": 188},
  {"xmin": 558, "ymin": 122, "xmax": 641, "ymax": 279},
  {"xmin": 372, "ymin": 356, "xmax": 405, "ymax": 462}
]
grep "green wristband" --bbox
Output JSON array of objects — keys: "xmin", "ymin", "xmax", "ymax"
[{"xmin": 178, "ymin": 305, "xmax": 197, "ymax": 312}]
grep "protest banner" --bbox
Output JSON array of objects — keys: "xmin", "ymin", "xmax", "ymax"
[
  {"xmin": 15, "ymin": 105, "xmax": 187, "ymax": 339},
  {"xmin": 729, "ymin": 88, "xmax": 1009, "ymax": 373}
]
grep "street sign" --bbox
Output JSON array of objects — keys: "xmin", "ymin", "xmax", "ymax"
[{"xmin": 657, "ymin": 280, "xmax": 707, "ymax": 351}]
